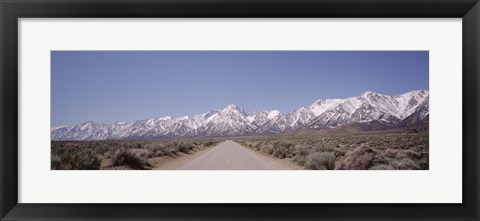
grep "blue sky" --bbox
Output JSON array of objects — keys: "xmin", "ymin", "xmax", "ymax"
[{"xmin": 51, "ymin": 51, "xmax": 428, "ymax": 127}]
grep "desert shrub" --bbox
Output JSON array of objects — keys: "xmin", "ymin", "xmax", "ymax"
[
  {"xmin": 384, "ymin": 149, "xmax": 398, "ymax": 158},
  {"xmin": 177, "ymin": 142, "xmax": 194, "ymax": 153},
  {"xmin": 272, "ymin": 145, "xmax": 289, "ymax": 159},
  {"xmin": 369, "ymin": 164, "xmax": 394, "ymax": 170},
  {"xmin": 93, "ymin": 144, "xmax": 110, "ymax": 155},
  {"xmin": 51, "ymin": 154, "xmax": 67, "ymax": 170},
  {"xmin": 146, "ymin": 142, "xmax": 169, "ymax": 156},
  {"xmin": 260, "ymin": 144, "xmax": 274, "ymax": 155},
  {"xmin": 179, "ymin": 144, "xmax": 189, "ymax": 153},
  {"xmin": 293, "ymin": 144, "xmax": 310, "ymax": 156},
  {"xmin": 292, "ymin": 145, "xmax": 310, "ymax": 165},
  {"xmin": 146, "ymin": 142, "xmax": 163, "ymax": 153},
  {"xmin": 251, "ymin": 141, "xmax": 262, "ymax": 150},
  {"xmin": 293, "ymin": 155, "xmax": 307, "ymax": 166},
  {"xmin": 343, "ymin": 148, "xmax": 374, "ymax": 170},
  {"xmin": 70, "ymin": 150, "xmax": 101, "ymax": 170},
  {"xmin": 305, "ymin": 152, "xmax": 336, "ymax": 170},
  {"xmin": 342, "ymin": 146, "xmax": 387, "ymax": 170},
  {"xmin": 391, "ymin": 158, "xmax": 420, "ymax": 170},
  {"xmin": 271, "ymin": 141, "xmax": 295, "ymax": 158},
  {"xmin": 243, "ymin": 141, "xmax": 253, "ymax": 147},
  {"xmin": 274, "ymin": 141, "xmax": 294, "ymax": 148},
  {"xmin": 417, "ymin": 157, "xmax": 429, "ymax": 170},
  {"xmin": 51, "ymin": 146, "xmax": 101, "ymax": 170},
  {"xmin": 201, "ymin": 140, "xmax": 215, "ymax": 148},
  {"xmin": 318, "ymin": 143, "xmax": 336, "ymax": 152},
  {"xmin": 165, "ymin": 145, "xmax": 180, "ymax": 155},
  {"xmin": 403, "ymin": 150, "xmax": 423, "ymax": 159},
  {"xmin": 113, "ymin": 148, "xmax": 151, "ymax": 169},
  {"xmin": 312, "ymin": 144, "xmax": 325, "ymax": 153},
  {"xmin": 334, "ymin": 148, "xmax": 348, "ymax": 157}
]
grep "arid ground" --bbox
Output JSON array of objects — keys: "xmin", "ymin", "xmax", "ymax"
[{"xmin": 51, "ymin": 130, "xmax": 428, "ymax": 170}]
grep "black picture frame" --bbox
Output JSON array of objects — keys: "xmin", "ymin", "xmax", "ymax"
[{"xmin": 1, "ymin": 0, "xmax": 479, "ymax": 220}]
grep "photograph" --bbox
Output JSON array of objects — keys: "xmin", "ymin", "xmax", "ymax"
[{"xmin": 50, "ymin": 51, "xmax": 429, "ymax": 170}]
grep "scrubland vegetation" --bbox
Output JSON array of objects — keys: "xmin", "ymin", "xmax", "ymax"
[
  {"xmin": 52, "ymin": 131, "xmax": 428, "ymax": 170},
  {"xmin": 51, "ymin": 139, "xmax": 220, "ymax": 170},
  {"xmin": 235, "ymin": 131, "xmax": 428, "ymax": 170}
]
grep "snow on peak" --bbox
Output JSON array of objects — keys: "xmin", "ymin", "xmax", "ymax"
[
  {"xmin": 395, "ymin": 89, "xmax": 429, "ymax": 97},
  {"xmin": 177, "ymin": 115, "xmax": 190, "ymax": 120},
  {"xmin": 158, "ymin": 116, "xmax": 173, "ymax": 121},
  {"xmin": 267, "ymin": 110, "xmax": 281, "ymax": 119},
  {"xmin": 221, "ymin": 104, "xmax": 246, "ymax": 115},
  {"xmin": 361, "ymin": 91, "xmax": 379, "ymax": 97},
  {"xmin": 309, "ymin": 99, "xmax": 343, "ymax": 116},
  {"xmin": 224, "ymin": 104, "xmax": 240, "ymax": 110},
  {"xmin": 310, "ymin": 99, "xmax": 324, "ymax": 107},
  {"xmin": 51, "ymin": 125, "xmax": 67, "ymax": 130}
]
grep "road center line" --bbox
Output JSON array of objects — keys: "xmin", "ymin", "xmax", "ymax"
[{"xmin": 227, "ymin": 145, "xmax": 232, "ymax": 169}]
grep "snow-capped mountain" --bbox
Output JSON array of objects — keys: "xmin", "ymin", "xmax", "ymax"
[{"xmin": 51, "ymin": 90, "xmax": 429, "ymax": 141}]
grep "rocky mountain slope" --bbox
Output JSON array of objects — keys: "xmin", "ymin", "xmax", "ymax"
[{"xmin": 52, "ymin": 90, "xmax": 429, "ymax": 141}]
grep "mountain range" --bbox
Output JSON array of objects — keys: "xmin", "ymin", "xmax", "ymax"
[{"xmin": 51, "ymin": 90, "xmax": 429, "ymax": 141}]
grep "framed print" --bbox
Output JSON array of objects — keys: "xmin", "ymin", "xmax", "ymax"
[{"xmin": 1, "ymin": 0, "xmax": 479, "ymax": 220}]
